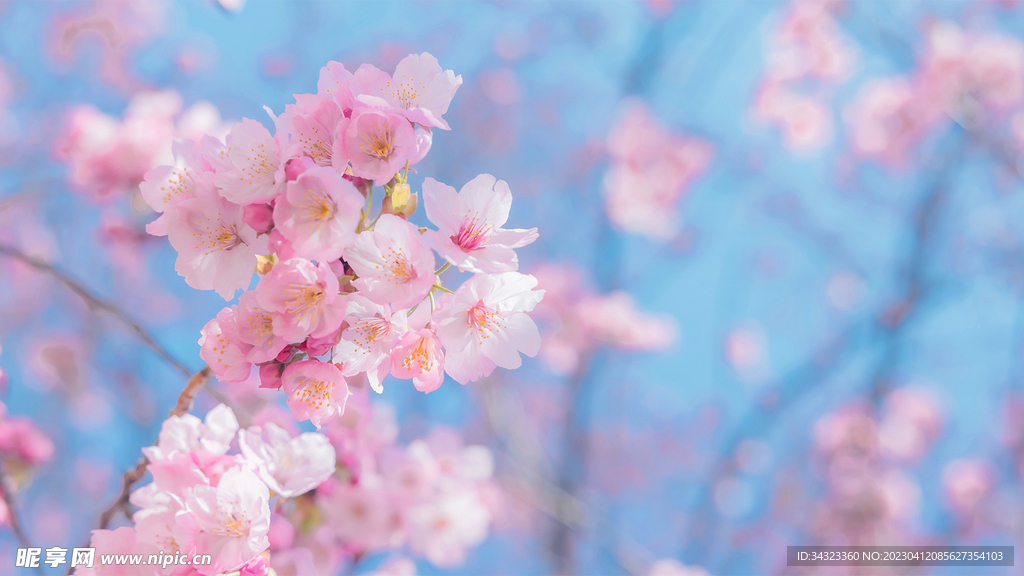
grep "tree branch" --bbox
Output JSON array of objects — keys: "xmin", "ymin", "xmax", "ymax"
[
  {"xmin": 73, "ymin": 365, "xmax": 212, "ymax": 572},
  {"xmin": 0, "ymin": 243, "xmax": 193, "ymax": 379}
]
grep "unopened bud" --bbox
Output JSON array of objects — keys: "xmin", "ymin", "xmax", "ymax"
[
  {"xmin": 255, "ymin": 253, "xmax": 278, "ymax": 275},
  {"xmin": 382, "ymin": 189, "xmax": 418, "ymax": 219}
]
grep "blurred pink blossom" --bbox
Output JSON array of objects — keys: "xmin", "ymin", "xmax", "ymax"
[
  {"xmin": 604, "ymin": 100, "xmax": 713, "ymax": 240},
  {"xmin": 530, "ymin": 264, "xmax": 678, "ymax": 375}
]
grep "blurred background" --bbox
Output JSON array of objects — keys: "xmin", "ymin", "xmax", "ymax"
[{"xmin": 3, "ymin": 0, "xmax": 1024, "ymax": 574}]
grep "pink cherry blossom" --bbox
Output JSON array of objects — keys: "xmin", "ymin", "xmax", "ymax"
[
  {"xmin": 238, "ymin": 422, "xmax": 337, "ymax": 497},
  {"xmin": 139, "ymin": 138, "xmax": 217, "ymax": 236},
  {"xmin": 55, "ymin": 91, "xmax": 181, "ymax": 200},
  {"xmin": 143, "ymin": 404, "xmax": 239, "ymax": 463},
  {"xmin": 199, "ymin": 307, "xmax": 253, "ymax": 383},
  {"xmin": 319, "ymin": 483, "xmax": 403, "ymax": 552},
  {"xmin": 0, "ymin": 404, "xmax": 55, "ymax": 466},
  {"xmin": 234, "ymin": 291, "xmax": 288, "ymax": 364},
  {"xmin": 352, "ymin": 52, "xmax": 462, "ymax": 130},
  {"xmin": 421, "ymin": 174, "xmax": 538, "ymax": 274},
  {"xmin": 214, "ymin": 118, "xmax": 287, "ymax": 205},
  {"xmin": 77, "ymin": 527, "xmax": 142, "ymax": 576},
  {"xmin": 317, "ymin": 61, "xmax": 356, "ymax": 110},
  {"xmin": 280, "ymin": 94, "xmax": 346, "ymax": 171},
  {"xmin": 255, "ymin": 258, "xmax": 346, "ymax": 342},
  {"xmin": 340, "ymin": 107, "xmax": 416, "ymax": 182},
  {"xmin": 282, "ymin": 360, "xmax": 349, "ymax": 428},
  {"xmin": 604, "ymin": 100, "xmax": 714, "ymax": 239},
  {"xmin": 178, "ymin": 466, "xmax": 271, "ymax": 576},
  {"xmin": 942, "ymin": 459, "xmax": 993, "ymax": 515},
  {"xmin": 166, "ymin": 189, "xmax": 269, "ymax": 300},
  {"xmin": 753, "ymin": 83, "xmax": 832, "ymax": 152},
  {"xmin": 334, "ymin": 294, "xmax": 408, "ymax": 393},
  {"xmin": 390, "ymin": 328, "xmax": 446, "ymax": 393},
  {"xmin": 272, "ymin": 166, "xmax": 364, "ymax": 262},
  {"xmin": 407, "ymin": 493, "xmax": 490, "ymax": 568},
  {"xmin": 434, "ymin": 272, "xmax": 543, "ymax": 385},
  {"xmin": 844, "ymin": 76, "xmax": 928, "ymax": 168},
  {"xmin": 346, "ymin": 214, "xmax": 436, "ymax": 309}
]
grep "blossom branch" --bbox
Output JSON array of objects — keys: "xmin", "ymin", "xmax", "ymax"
[{"xmin": 71, "ymin": 366, "xmax": 212, "ymax": 575}]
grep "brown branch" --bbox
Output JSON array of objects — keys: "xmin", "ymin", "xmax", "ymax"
[
  {"xmin": 0, "ymin": 243, "xmax": 193, "ymax": 379},
  {"xmin": 71, "ymin": 366, "xmax": 212, "ymax": 575}
]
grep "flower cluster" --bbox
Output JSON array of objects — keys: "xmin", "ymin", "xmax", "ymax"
[
  {"xmin": 276, "ymin": 384, "xmax": 499, "ymax": 571},
  {"xmin": 846, "ymin": 21, "xmax": 1024, "ymax": 167},
  {"xmin": 603, "ymin": 99, "xmax": 712, "ymax": 240},
  {"xmin": 139, "ymin": 54, "xmax": 544, "ymax": 428},
  {"xmin": 79, "ymin": 403, "xmax": 333, "ymax": 576},
  {"xmin": 530, "ymin": 264, "xmax": 677, "ymax": 375},
  {"xmin": 56, "ymin": 90, "xmax": 230, "ymax": 199},
  {"xmin": 754, "ymin": 0, "xmax": 856, "ymax": 151},
  {"xmin": 80, "ymin": 382, "xmax": 499, "ymax": 575},
  {"xmin": 805, "ymin": 388, "xmax": 944, "ymax": 546}
]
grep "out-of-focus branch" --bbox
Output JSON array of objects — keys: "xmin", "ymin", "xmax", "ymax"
[
  {"xmin": 0, "ymin": 242, "xmax": 192, "ymax": 379},
  {"xmin": 479, "ymin": 376, "xmax": 587, "ymax": 529},
  {"xmin": 72, "ymin": 366, "xmax": 212, "ymax": 574},
  {"xmin": 0, "ymin": 243, "xmax": 247, "ymax": 422}
]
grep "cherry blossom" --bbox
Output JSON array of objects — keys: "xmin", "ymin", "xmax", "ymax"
[
  {"xmin": 282, "ymin": 359, "xmax": 350, "ymax": 428},
  {"xmin": 166, "ymin": 189, "xmax": 268, "ymax": 300},
  {"xmin": 333, "ymin": 294, "xmax": 408, "ymax": 393},
  {"xmin": 255, "ymin": 258, "xmax": 346, "ymax": 342},
  {"xmin": 238, "ymin": 422, "xmax": 337, "ymax": 497},
  {"xmin": 434, "ymin": 272, "xmax": 543, "ymax": 385},
  {"xmin": 178, "ymin": 466, "xmax": 271, "ymax": 575},
  {"xmin": 272, "ymin": 166, "xmax": 364, "ymax": 262},
  {"xmin": 215, "ymin": 118, "xmax": 287, "ymax": 205},
  {"xmin": 235, "ymin": 291, "xmax": 289, "ymax": 364},
  {"xmin": 352, "ymin": 52, "xmax": 463, "ymax": 130},
  {"xmin": 143, "ymin": 403, "xmax": 239, "ymax": 462},
  {"xmin": 422, "ymin": 174, "xmax": 538, "ymax": 274},
  {"xmin": 390, "ymin": 328, "xmax": 446, "ymax": 393},
  {"xmin": 346, "ymin": 214, "xmax": 436, "ymax": 309},
  {"xmin": 199, "ymin": 307, "xmax": 254, "ymax": 383},
  {"xmin": 407, "ymin": 492, "xmax": 490, "ymax": 568},
  {"xmin": 340, "ymin": 107, "xmax": 416, "ymax": 183},
  {"xmin": 279, "ymin": 95, "xmax": 346, "ymax": 172}
]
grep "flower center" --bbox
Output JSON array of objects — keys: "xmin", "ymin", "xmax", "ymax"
[
  {"xmin": 402, "ymin": 336, "xmax": 437, "ymax": 375},
  {"xmin": 468, "ymin": 302, "xmax": 506, "ymax": 340},
  {"xmin": 304, "ymin": 189, "xmax": 337, "ymax": 225},
  {"xmin": 352, "ymin": 316, "xmax": 391, "ymax": 348},
  {"xmin": 360, "ymin": 121, "xmax": 395, "ymax": 160},
  {"xmin": 451, "ymin": 215, "xmax": 492, "ymax": 252},
  {"xmin": 296, "ymin": 378, "xmax": 332, "ymax": 409}
]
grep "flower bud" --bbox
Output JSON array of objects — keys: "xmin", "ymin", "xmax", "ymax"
[
  {"xmin": 243, "ymin": 203, "xmax": 275, "ymax": 234},
  {"xmin": 382, "ymin": 185, "xmax": 418, "ymax": 219},
  {"xmin": 285, "ymin": 156, "xmax": 316, "ymax": 181}
]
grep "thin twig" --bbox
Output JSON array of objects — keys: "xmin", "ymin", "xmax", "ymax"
[{"xmin": 0, "ymin": 243, "xmax": 192, "ymax": 379}]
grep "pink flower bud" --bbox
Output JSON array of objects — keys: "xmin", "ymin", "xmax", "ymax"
[
  {"xmin": 243, "ymin": 203, "xmax": 275, "ymax": 234},
  {"xmin": 259, "ymin": 362, "xmax": 285, "ymax": 390},
  {"xmin": 285, "ymin": 156, "xmax": 316, "ymax": 181}
]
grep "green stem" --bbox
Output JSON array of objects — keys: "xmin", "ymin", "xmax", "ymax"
[{"xmin": 434, "ymin": 262, "xmax": 451, "ymax": 275}]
